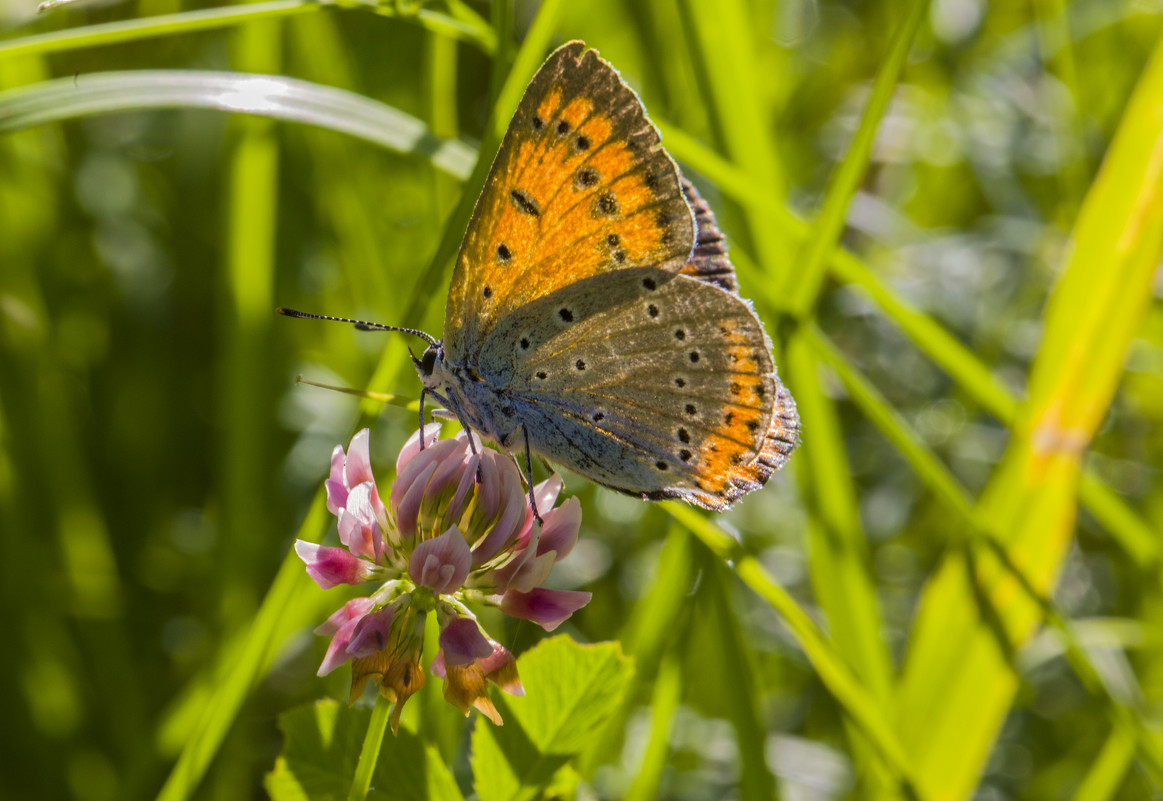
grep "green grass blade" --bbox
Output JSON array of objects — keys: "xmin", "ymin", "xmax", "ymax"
[
  {"xmin": 699, "ymin": 552, "xmax": 777, "ymax": 801},
  {"xmin": 675, "ymin": 0, "xmax": 793, "ymax": 274},
  {"xmin": 9, "ymin": 67, "xmax": 472, "ymax": 174},
  {"xmin": 578, "ymin": 525, "xmax": 696, "ymax": 776},
  {"xmin": 785, "ymin": 331, "xmax": 895, "ymax": 696},
  {"xmin": 895, "ymin": 31, "xmax": 1163, "ymax": 800},
  {"xmin": 0, "ymin": 70, "xmax": 476, "ymax": 179},
  {"xmin": 771, "ymin": 7, "xmax": 928, "ymax": 792},
  {"xmin": 1077, "ymin": 476, "xmax": 1160, "ymax": 568},
  {"xmin": 155, "ymin": 497, "xmax": 331, "ymax": 801},
  {"xmin": 623, "ymin": 654, "xmax": 682, "ymax": 801},
  {"xmin": 811, "ymin": 326, "xmax": 1163, "ymax": 782},
  {"xmin": 665, "ymin": 503, "xmax": 923, "ymax": 799},
  {"xmin": 0, "ymin": 0, "xmax": 494, "ymax": 61},
  {"xmin": 1073, "ymin": 727, "xmax": 1137, "ymax": 801},
  {"xmin": 808, "ymin": 326, "xmax": 974, "ymax": 520},
  {"xmin": 783, "ymin": 0, "xmax": 929, "ymax": 316}
]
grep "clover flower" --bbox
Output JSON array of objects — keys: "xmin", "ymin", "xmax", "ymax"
[{"xmin": 296, "ymin": 425, "xmax": 589, "ymax": 730}]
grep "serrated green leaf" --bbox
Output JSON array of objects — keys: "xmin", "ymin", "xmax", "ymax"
[
  {"xmin": 472, "ymin": 637, "xmax": 634, "ymax": 801},
  {"xmin": 265, "ymin": 700, "xmax": 463, "ymax": 801}
]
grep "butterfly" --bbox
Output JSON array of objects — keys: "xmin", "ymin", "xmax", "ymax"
[{"xmin": 282, "ymin": 41, "xmax": 799, "ymax": 512}]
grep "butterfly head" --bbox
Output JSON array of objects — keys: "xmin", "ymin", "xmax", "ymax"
[{"xmin": 412, "ymin": 342, "xmax": 445, "ymax": 386}]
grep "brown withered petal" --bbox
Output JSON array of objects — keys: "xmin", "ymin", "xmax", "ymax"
[{"xmin": 441, "ymin": 663, "xmax": 502, "ymax": 724}]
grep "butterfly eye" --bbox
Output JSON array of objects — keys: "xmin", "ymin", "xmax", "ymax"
[
  {"xmin": 674, "ymin": 329, "xmax": 686, "ymax": 340},
  {"xmin": 679, "ymin": 449, "xmax": 693, "ymax": 462},
  {"xmin": 531, "ymin": 115, "xmax": 544, "ymax": 131},
  {"xmin": 646, "ymin": 304, "xmax": 659, "ymax": 318},
  {"xmin": 556, "ymin": 119, "xmax": 571, "ymax": 135},
  {"xmin": 496, "ymin": 243, "xmax": 512, "ymax": 262},
  {"xmin": 574, "ymin": 134, "xmax": 591, "ymax": 152},
  {"xmin": 419, "ymin": 348, "xmax": 438, "ymax": 376},
  {"xmin": 558, "ymin": 308, "xmax": 574, "ymax": 323},
  {"xmin": 677, "ymin": 428, "xmax": 690, "ymax": 443}
]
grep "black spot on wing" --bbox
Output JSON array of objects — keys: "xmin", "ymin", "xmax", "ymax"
[{"xmin": 510, "ymin": 188, "xmax": 541, "ymax": 217}]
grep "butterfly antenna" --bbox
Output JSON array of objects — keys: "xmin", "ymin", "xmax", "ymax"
[{"xmin": 276, "ymin": 307, "xmax": 438, "ymax": 347}]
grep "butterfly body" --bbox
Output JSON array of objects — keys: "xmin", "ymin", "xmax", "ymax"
[{"xmin": 412, "ymin": 41, "xmax": 798, "ymax": 510}]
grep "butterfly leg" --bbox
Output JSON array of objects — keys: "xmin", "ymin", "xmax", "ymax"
[
  {"xmin": 417, "ymin": 387, "xmax": 427, "ymax": 450},
  {"xmin": 522, "ymin": 423, "xmax": 543, "ymax": 526},
  {"xmin": 429, "ymin": 386, "xmax": 484, "ymax": 483}
]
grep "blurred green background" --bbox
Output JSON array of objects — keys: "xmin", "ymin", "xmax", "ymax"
[{"xmin": 2, "ymin": 1, "xmax": 1163, "ymax": 799}]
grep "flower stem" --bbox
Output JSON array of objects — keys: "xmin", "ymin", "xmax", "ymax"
[{"xmin": 347, "ymin": 693, "xmax": 392, "ymax": 801}]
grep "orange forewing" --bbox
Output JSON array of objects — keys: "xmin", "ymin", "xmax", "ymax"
[{"xmin": 444, "ymin": 42, "xmax": 695, "ymax": 362}]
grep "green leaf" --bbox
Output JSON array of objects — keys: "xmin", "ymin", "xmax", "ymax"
[
  {"xmin": 265, "ymin": 700, "xmax": 463, "ymax": 801},
  {"xmin": 472, "ymin": 636, "xmax": 634, "ymax": 801}
]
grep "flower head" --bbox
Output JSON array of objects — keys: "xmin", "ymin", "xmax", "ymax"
[{"xmin": 296, "ymin": 426, "xmax": 589, "ymax": 729}]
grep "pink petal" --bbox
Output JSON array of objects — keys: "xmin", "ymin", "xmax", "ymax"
[
  {"xmin": 318, "ymin": 625, "xmax": 359, "ymax": 675},
  {"xmin": 500, "ymin": 587, "xmax": 591, "ymax": 631},
  {"xmin": 409, "ymin": 526, "xmax": 471, "ymax": 594},
  {"xmin": 396, "ymin": 423, "xmax": 443, "ymax": 474},
  {"xmin": 338, "ymin": 482, "xmax": 383, "ymax": 561},
  {"xmin": 315, "ymin": 596, "xmax": 375, "ymax": 636},
  {"xmin": 325, "ymin": 445, "xmax": 348, "ymax": 515},
  {"xmin": 444, "ymin": 454, "xmax": 480, "ymax": 527},
  {"xmin": 488, "ymin": 522, "xmax": 548, "ymax": 593},
  {"xmin": 316, "ymin": 598, "xmax": 375, "ymax": 675},
  {"xmin": 538, "ymin": 497, "xmax": 581, "ymax": 560},
  {"xmin": 429, "ymin": 649, "xmax": 448, "ymax": 679},
  {"xmin": 344, "ymin": 428, "xmax": 375, "ymax": 488},
  {"xmin": 347, "ymin": 607, "xmax": 395, "ymax": 658},
  {"xmin": 329, "ymin": 443, "xmax": 346, "ymax": 484},
  {"xmin": 394, "ymin": 460, "xmax": 437, "ymax": 540},
  {"xmin": 471, "ymin": 470, "xmax": 527, "ymax": 566},
  {"xmin": 479, "ymin": 641, "xmax": 524, "ymax": 696},
  {"xmin": 393, "ymin": 436, "xmax": 460, "ymax": 504},
  {"xmin": 532, "ymin": 475, "xmax": 563, "ymax": 515},
  {"xmin": 418, "ymin": 446, "xmax": 473, "ymax": 528},
  {"xmin": 509, "ymin": 551, "xmax": 557, "ymax": 594},
  {"xmin": 438, "ymin": 617, "xmax": 493, "ymax": 667},
  {"xmin": 295, "ymin": 540, "xmax": 375, "ymax": 589}
]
